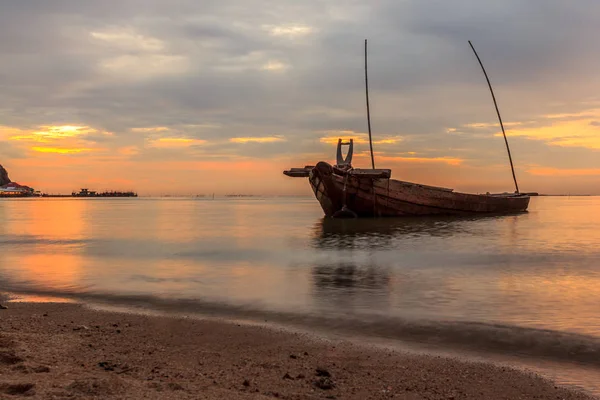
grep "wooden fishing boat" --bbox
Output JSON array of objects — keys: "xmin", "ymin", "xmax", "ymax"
[
  {"xmin": 284, "ymin": 141, "xmax": 529, "ymax": 218},
  {"xmin": 283, "ymin": 40, "xmax": 531, "ymax": 218}
]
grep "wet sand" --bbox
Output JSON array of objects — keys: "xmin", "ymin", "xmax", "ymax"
[{"xmin": 0, "ymin": 302, "xmax": 595, "ymax": 399}]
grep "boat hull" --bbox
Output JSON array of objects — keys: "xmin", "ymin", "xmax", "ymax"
[{"xmin": 309, "ymin": 162, "xmax": 530, "ymax": 217}]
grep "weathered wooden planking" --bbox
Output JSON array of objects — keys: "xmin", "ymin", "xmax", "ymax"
[
  {"xmin": 309, "ymin": 162, "xmax": 529, "ymax": 217},
  {"xmin": 347, "ymin": 168, "xmax": 392, "ymax": 179},
  {"xmin": 283, "ymin": 166, "xmax": 314, "ymax": 178}
]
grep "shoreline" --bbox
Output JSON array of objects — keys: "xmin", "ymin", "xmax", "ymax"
[{"xmin": 0, "ymin": 302, "xmax": 595, "ymax": 399}]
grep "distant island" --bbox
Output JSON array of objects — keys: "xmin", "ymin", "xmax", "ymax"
[
  {"xmin": 1, "ymin": 164, "xmax": 138, "ymax": 198},
  {"xmin": 0, "ymin": 164, "xmax": 9, "ymax": 186}
]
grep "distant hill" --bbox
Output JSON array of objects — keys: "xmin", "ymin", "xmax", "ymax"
[{"xmin": 0, "ymin": 164, "xmax": 11, "ymax": 186}]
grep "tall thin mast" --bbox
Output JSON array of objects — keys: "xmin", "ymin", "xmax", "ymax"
[
  {"xmin": 365, "ymin": 39, "xmax": 375, "ymax": 169},
  {"xmin": 468, "ymin": 40, "xmax": 520, "ymax": 194}
]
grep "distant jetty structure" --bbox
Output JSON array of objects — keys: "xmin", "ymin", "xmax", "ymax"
[{"xmin": 71, "ymin": 188, "xmax": 137, "ymax": 197}]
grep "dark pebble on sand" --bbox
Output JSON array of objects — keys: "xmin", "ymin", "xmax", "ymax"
[
  {"xmin": 243, "ymin": 379, "xmax": 250, "ymax": 387},
  {"xmin": 314, "ymin": 377, "xmax": 335, "ymax": 390},
  {"xmin": 98, "ymin": 361, "xmax": 116, "ymax": 371},
  {"xmin": 0, "ymin": 383, "xmax": 35, "ymax": 396},
  {"xmin": 316, "ymin": 367, "xmax": 331, "ymax": 377}
]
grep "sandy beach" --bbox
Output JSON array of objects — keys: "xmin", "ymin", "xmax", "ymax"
[{"xmin": 0, "ymin": 301, "xmax": 594, "ymax": 400}]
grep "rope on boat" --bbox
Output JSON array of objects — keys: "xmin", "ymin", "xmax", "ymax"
[
  {"xmin": 332, "ymin": 172, "xmax": 357, "ymax": 218},
  {"xmin": 386, "ymin": 179, "xmax": 390, "ymax": 212},
  {"xmin": 372, "ymin": 178, "xmax": 377, "ymax": 216}
]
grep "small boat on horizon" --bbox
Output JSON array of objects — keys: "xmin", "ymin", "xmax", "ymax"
[{"xmin": 283, "ymin": 40, "xmax": 530, "ymax": 218}]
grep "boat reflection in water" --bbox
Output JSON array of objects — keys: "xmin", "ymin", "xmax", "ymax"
[
  {"xmin": 307, "ymin": 214, "xmax": 524, "ymax": 317},
  {"xmin": 311, "ymin": 261, "xmax": 391, "ymax": 311},
  {"xmin": 310, "ymin": 215, "xmax": 496, "ymax": 250}
]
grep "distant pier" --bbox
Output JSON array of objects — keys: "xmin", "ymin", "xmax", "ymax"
[
  {"xmin": 39, "ymin": 188, "xmax": 138, "ymax": 198},
  {"xmin": 71, "ymin": 188, "xmax": 138, "ymax": 197}
]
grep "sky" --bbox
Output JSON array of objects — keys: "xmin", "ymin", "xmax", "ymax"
[{"xmin": 2, "ymin": 0, "xmax": 600, "ymax": 196}]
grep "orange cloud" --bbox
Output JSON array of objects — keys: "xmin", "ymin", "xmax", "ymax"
[
  {"xmin": 455, "ymin": 110, "xmax": 600, "ymax": 150},
  {"xmin": 131, "ymin": 126, "xmax": 170, "ymax": 133},
  {"xmin": 147, "ymin": 138, "xmax": 206, "ymax": 148},
  {"xmin": 1, "ymin": 126, "xmax": 27, "ymax": 138},
  {"xmin": 5, "ymin": 125, "xmax": 113, "ymax": 151},
  {"xmin": 320, "ymin": 130, "xmax": 402, "ymax": 145},
  {"xmin": 463, "ymin": 121, "xmax": 524, "ymax": 129},
  {"xmin": 118, "ymin": 146, "xmax": 140, "ymax": 156},
  {"xmin": 31, "ymin": 146, "xmax": 98, "ymax": 154},
  {"xmin": 527, "ymin": 167, "xmax": 600, "ymax": 177},
  {"xmin": 371, "ymin": 155, "xmax": 464, "ymax": 166},
  {"xmin": 542, "ymin": 110, "xmax": 598, "ymax": 119},
  {"xmin": 502, "ymin": 118, "xmax": 600, "ymax": 149},
  {"xmin": 10, "ymin": 125, "xmax": 95, "ymax": 141},
  {"xmin": 229, "ymin": 136, "xmax": 285, "ymax": 143}
]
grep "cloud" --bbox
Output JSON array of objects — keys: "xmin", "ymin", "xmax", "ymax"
[
  {"xmin": 131, "ymin": 127, "xmax": 170, "ymax": 133},
  {"xmin": 463, "ymin": 122, "xmax": 525, "ymax": 129},
  {"xmin": 320, "ymin": 130, "xmax": 402, "ymax": 145},
  {"xmin": 229, "ymin": 136, "xmax": 285, "ymax": 143},
  {"xmin": 118, "ymin": 146, "xmax": 140, "ymax": 156},
  {"xmin": 527, "ymin": 167, "xmax": 600, "ymax": 177},
  {"xmin": 147, "ymin": 138, "xmax": 207, "ymax": 148},
  {"xmin": 357, "ymin": 153, "xmax": 464, "ymax": 166},
  {"xmin": 99, "ymin": 54, "xmax": 190, "ymax": 80},
  {"xmin": 90, "ymin": 27, "xmax": 165, "ymax": 52},
  {"xmin": 31, "ymin": 147, "xmax": 98, "ymax": 154},
  {"xmin": 500, "ymin": 115, "xmax": 600, "ymax": 150},
  {"xmin": 8, "ymin": 126, "xmax": 95, "ymax": 142},
  {"xmin": 2, "ymin": 0, "xmax": 600, "ymax": 194},
  {"xmin": 261, "ymin": 60, "xmax": 289, "ymax": 71},
  {"xmin": 263, "ymin": 24, "xmax": 315, "ymax": 38}
]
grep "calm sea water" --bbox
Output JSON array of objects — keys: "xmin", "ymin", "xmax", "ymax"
[{"xmin": 2, "ymin": 196, "xmax": 600, "ymax": 393}]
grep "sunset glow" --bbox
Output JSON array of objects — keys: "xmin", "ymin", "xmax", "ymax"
[
  {"xmin": 148, "ymin": 138, "xmax": 207, "ymax": 148},
  {"xmin": 320, "ymin": 131, "xmax": 403, "ymax": 145},
  {"xmin": 1, "ymin": 1, "xmax": 600, "ymax": 195},
  {"xmin": 30, "ymin": 147, "xmax": 97, "ymax": 154},
  {"xmin": 229, "ymin": 136, "xmax": 285, "ymax": 143}
]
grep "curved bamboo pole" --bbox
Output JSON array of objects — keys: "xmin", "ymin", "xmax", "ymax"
[
  {"xmin": 365, "ymin": 39, "xmax": 375, "ymax": 169},
  {"xmin": 468, "ymin": 40, "xmax": 520, "ymax": 194}
]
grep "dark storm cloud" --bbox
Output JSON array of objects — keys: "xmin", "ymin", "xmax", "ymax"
[{"xmin": 1, "ymin": 0, "xmax": 600, "ymax": 167}]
